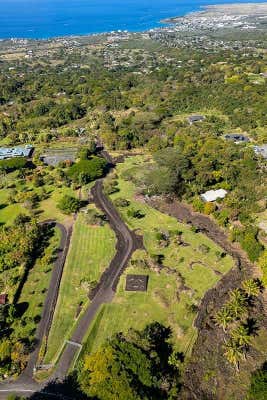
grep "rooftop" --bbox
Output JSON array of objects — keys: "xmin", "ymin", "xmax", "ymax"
[
  {"xmin": 0, "ymin": 145, "xmax": 33, "ymax": 160},
  {"xmin": 253, "ymin": 144, "xmax": 267, "ymax": 159},
  {"xmin": 188, "ymin": 115, "xmax": 205, "ymax": 124},
  {"xmin": 0, "ymin": 294, "xmax": 7, "ymax": 305},
  {"xmin": 201, "ymin": 189, "xmax": 227, "ymax": 202},
  {"xmin": 224, "ymin": 134, "xmax": 250, "ymax": 143}
]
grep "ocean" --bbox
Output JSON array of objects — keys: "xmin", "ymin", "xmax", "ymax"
[{"xmin": 0, "ymin": 0, "xmax": 266, "ymax": 39}]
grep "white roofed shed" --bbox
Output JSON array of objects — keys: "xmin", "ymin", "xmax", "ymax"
[{"xmin": 201, "ymin": 189, "xmax": 227, "ymax": 202}]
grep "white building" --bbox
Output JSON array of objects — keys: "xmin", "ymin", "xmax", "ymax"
[
  {"xmin": 201, "ymin": 189, "xmax": 227, "ymax": 202},
  {"xmin": 253, "ymin": 145, "xmax": 267, "ymax": 159}
]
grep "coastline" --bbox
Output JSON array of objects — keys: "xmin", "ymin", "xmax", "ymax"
[
  {"xmin": 162, "ymin": 2, "xmax": 267, "ymax": 23},
  {"xmin": 1, "ymin": 1, "xmax": 267, "ymax": 41}
]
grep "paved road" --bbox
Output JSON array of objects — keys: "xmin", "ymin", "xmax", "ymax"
[
  {"xmin": 0, "ymin": 222, "xmax": 70, "ymax": 399},
  {"xmin": 0, "ymin": 178, "xmax": 256, "ymax": 399},
  {"xmin": 0, "ymin": 178, "xmax": 140, "ymax": 398},
  {"xmin": 52, "ymin": 179, "xmax": 140, "ymax": 380}
]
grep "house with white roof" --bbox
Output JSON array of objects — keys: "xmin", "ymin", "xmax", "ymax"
[
  {"xmin": 253, "ymin": 145, "xmax": 267, "ymax": 159},
  {"xmin": 201, "ymin": 189, "xmax": 228, "ymax": 202}
]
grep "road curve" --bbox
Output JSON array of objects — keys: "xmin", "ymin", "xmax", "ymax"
[
  {"xmin": 52, "ymin": 179, "xmax": 140, "ymax": 380},
  {"xmin": 0, "ymin": 176, "xmax": 141, "ymax": 398},
  {"xmin": 0, "ymin": 221, "xmax": 70, "ymax": 399}
]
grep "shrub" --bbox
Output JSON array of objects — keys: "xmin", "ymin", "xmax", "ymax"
[
  {"xmin": 232, "ymin": 226, "xmax": 264, "ymax": 262},
  {"xmin": 105, "ymin": 180, "xmax": 120, "ymax": 195},
  {"xmin": 127, "ymin": 208, "xmax": 145, "ymax": 219},
  {"xmin": 192, "ymin": 196, "xmax": 204, "ymax": 213},
  {"xmin": 204, "ymin": 202, "xmax": 216, "ymax": 215},
  {"xmin": 199, "ymin": 244, "xmax": 210, "ymax": 254},
  {"xmin": 248, "ymin": 362, "xmax": 267, "ymax": 399},
  {"xmin": 68, "ymin": 157, "xmax": 107, "ymax": 184},
  {"xmin": 114, "ymin": 198, "xmax": 130, "ymax": 208},
  {"xmin": 57, "ymin": 195, "xmax": 82, "ymax": 215},
  {"xmin": 0, "ymin": 157, "xmax": 28, "ymax": 172},
  {"xmin": 84, "ymin": 209, "xmax": 106, "ymax": 226}
]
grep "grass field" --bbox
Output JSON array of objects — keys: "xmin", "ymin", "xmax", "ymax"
[
  {"xmin": 0, "ymin": 188, "xmax": 28, "ymax": 225},
  {"xmin": 8, "ymin": 226, "xmax": 61, "ymax": 345},
  {"xmin": 44, "ymin": 211, "xmax": 116, "ymax": 364},
  {"xmin": 81, "ymin": 156, "xmax": 235, "ymax": 359},
  {"xmin": 17, "ymin": 227, "xmax": 61, "ymax": 336},
  {"xmin": 0, "ymin": 179, "xmax": 77, "ymax": 226},
  {"xmin": 82, "ymin": 250, "xmax": 198, "ymax": 357},
  {"xmin": 38, "ymin": 185, "xmax": 78, "ymax": 225}
]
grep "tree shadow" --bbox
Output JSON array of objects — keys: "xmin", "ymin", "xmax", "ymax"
[
  {"xmin": 16, "ymin": 301, "xmax": 29, "ymax": 318},
  {"xmin": 28, "ymin": 374, "xmax": 89, "ymax": 400},
  {"xmin": 243, "ymin": 318, "xmax": 260, "ymax": 336},
  {"xmin": 13, "ymin": 222, "xmax": 56, "ymax": 304}
]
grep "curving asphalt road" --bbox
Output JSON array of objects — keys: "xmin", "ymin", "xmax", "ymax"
[
  {"xmin": 0, "ymin": 176, "xmax": 140, "ymax": 398},
  {"xmin": 0, "ymin": 221, "xmax": 70, "ymax": 399},
  {"xmin": 0, "ymin": 163, "xmax": 256, "ymax": 399},
  {"xmin": 51, "ymin": 179, "xmax": 140, "ymax": 380}
]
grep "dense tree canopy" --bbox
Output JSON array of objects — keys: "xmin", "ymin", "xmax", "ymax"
[
  {"xmin": 68, "ymin": 157, "xmax": 107, "ymax": 184},
  {"xmin": 78, "ymin": 323, "xmax": 181, "ymax": 400}
]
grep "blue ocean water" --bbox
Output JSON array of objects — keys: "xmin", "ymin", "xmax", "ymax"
[{"xmin": 0, "ymin": 0, "xmax": 266, "ymax": 39}]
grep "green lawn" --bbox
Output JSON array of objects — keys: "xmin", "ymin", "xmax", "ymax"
[
  {"xmin": 82, "ymin": 250, "xmax": 198, "ymax": 357},
  {"xmin": 44, "ymin": 211, "xmax": 116, "ymax": 364},
  {"xmin": 0, "ymin": 188, "xmax": 28, "ymax": 225},
  {"xmin": 38, "ymin": 185, "xmax": 78, "ymax": 225},
  {"xmin": 81, "ymin": 156, "xmax": 235, "ymax": 358},
  {"xmin": 0, "ymin": 184, "xmax": 77, "ymax": 226},
  {"xmin": 18, "ymin": 227, "xmax": 61, "ymax": 334},
  {"xmin": 9, "ymin": 226, "xmax": 61, "ymax": 345}
]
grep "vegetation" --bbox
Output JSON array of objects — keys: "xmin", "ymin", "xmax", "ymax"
[
  {"xmin": 215, "ymin": 280, "xmax": 262, "ymax": 370},
  {"xmin": 0, "ymin": 157, "xmax": 28, "ymax": 172},
  {"xmin": 82, "ymin": 156, "xmax": 234, "ymax": 357},
  {"xmin": 44, "ymin": 212, "xmax": 116, "ymax": 364},
  {"xmin": 0, "ymin": 217, "xmax": 59, "ymax": 378},
  {"xmin": 78, "ymin": 323, "xmax": 182, "ymax": 400},
  {"xmin": 142, "ymin": 143, "xmax": 264, "ymax": 261},
  {"xmin": 248, "ymin": 362, "xmax": 267, "ymax": 400},
  {"xmin": 57, "ymin": 195, "xmax": 83, "ymax": 215},
  {"xmin": 68, "ymin": 157, "xmax": 107, "ymax": 184},
  {"xmin": 0, "ymin": 23, "xmax": 266, "ymax": 399}
]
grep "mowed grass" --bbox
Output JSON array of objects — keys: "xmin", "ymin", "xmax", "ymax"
[
  {"xmin": 19, "ymin": 227, "xmax": 61, "ymax": 330},
  {"xmin": 82, "ymin": 156, "xmax": 234, "ymax": 358},
  {"xmin": 82, "ymin": 250, "xmax": 198, "ymax": 357},
  {"xmin": 0, "ymin": 188, "xmax": 28, "ymax": 225},
  {"xmin": 44, "ymin": 212, "xmax": 116, "ymax": 364},
  {"xmin": 38, "ymin": 186, "xmax": 77, "ymax": 225}
]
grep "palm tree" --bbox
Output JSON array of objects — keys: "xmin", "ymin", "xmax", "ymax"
[
  {"xmin": 228, "ymin": 289, "xmax": 247, "ymax": 319},
  {"xmin": 231, "ymin": 325, "xmax": 251, "ymax": 348},
  {"xmin": 215, "ymin": 308, "xmax": 233, "ymax": 332},
  {"xmin": 223, "ymin": 340, "xmax": 243, "ymax": 372},
  {"xmin": 229, "ymin": 288, "xmax": 246, "ymax": 303},
  {"xmin": 242, "ymin": 279, "xmax": 260, "ymax": 298}
]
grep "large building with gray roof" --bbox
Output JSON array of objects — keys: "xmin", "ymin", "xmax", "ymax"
[{"xmin": 0, "ymin": 145, "xmax": 33, "ymax": 160}]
